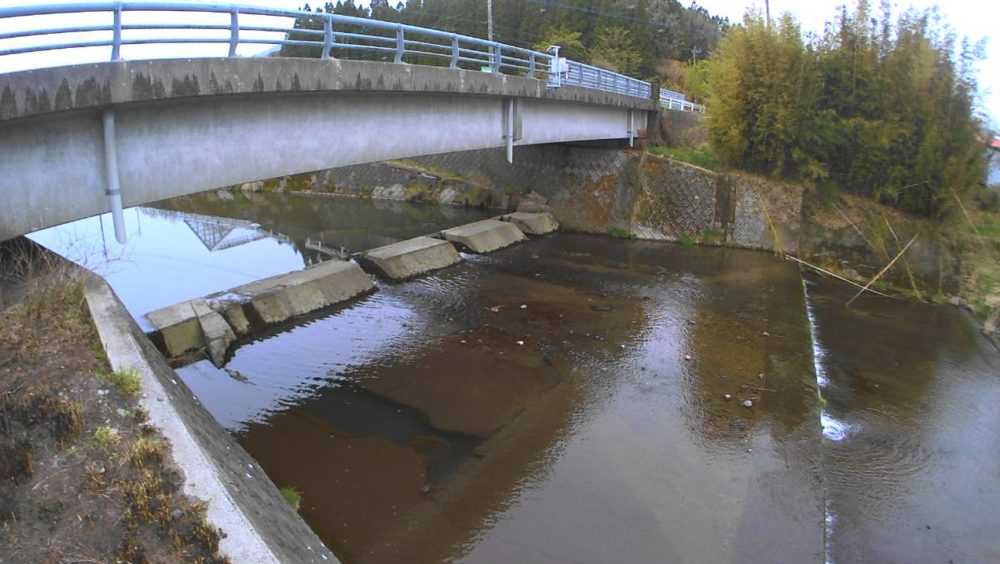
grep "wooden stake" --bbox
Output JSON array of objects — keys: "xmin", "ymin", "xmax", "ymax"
[
  {"xmin": 846, "ymin": 234, "xmax": 918, "ymax": 306},
  {"xmin": 950, "ymin": 187, "xmax": 989, "ymax": 251},
  {"xmin": 752, "ymin": 186, "xmax": 784, "ymax": 255},
  {"xmin": 785, "ymin": 254, "xmax": 891, "ymax": 297},
  {"xmin": 881, "ymin": 214, "xmax": 922, "ymax": 300},
  {"xmin": 834, "ymin": 203, "xmax": 877, "ymax": 252}
]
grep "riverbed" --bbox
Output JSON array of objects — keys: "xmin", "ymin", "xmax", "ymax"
[{"xmin": 30, "ymin": 191, "xmax": 1000, "ymax": 563}]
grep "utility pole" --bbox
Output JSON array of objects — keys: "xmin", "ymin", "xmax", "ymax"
[
  {"xmin": 765, "ymin": 0, "xmax": 770, "ymax": 28},
  {"xmin": 487, "ymin": 0, "xmax": 494, "ymax": 42},
  {"xmin": 487, "ymin": 0, "xmax": 495, "ymax": 69}
]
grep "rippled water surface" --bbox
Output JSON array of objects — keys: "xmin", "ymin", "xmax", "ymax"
[
  {"xmin": 806, "ymin": 275, "xmax": 1000, "ymax": 563},
  {"xmin": 179, "ymin": 232, "xmax": 826, "ymax": 563},
  {"xmin": 29, "ymin": 191, "xmax": 1000, "ymax": 563}
]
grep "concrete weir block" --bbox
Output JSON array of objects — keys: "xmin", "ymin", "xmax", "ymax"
[
  {"xmin": 210, "ymin": 298, "xmax": 252, "ymax": 337},
  {"xmin": 503, "ymin": 211, "xmax": 559, "ymax": 235},
  {"xmin": 232, "ymin": 259, "xmax": 374, "ymax": 324},
  {"xmin": 146, "ymin": 299, "xmax": 237, "ymax": 367},
  {"xmin": 359, "ymin": 236, "xmax": 461, "ymax": 280},
  {"xmin": 440, "ymin": 219, "xmax": 527, "ymax": 254},
  {"xmin": 191, "ymin": 299, "xmax": 236, "ymax": 367},
  {"xmin": 146, "ymin": 301, "xmax": 204, "ymax": 359}
]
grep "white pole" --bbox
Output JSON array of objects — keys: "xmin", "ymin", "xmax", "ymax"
[
  {"xmin": 102, "ymin": 110, "xmax": 127, "ymax": 244},
  {"xmin": 505, "ymin": 98, "xmax": 514, "ymax": 163}
]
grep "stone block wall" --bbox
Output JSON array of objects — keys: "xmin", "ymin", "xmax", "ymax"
[{"xmin": 254, "ymin": 144, "xmax": 803, "ymax": 253}]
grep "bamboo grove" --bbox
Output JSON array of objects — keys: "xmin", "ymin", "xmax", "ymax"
[{"xmin": 706, "ymin": 1, "xmax": 987, "ymax": 217}]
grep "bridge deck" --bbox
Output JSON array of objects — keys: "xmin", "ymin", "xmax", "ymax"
[{"xmin": 0, "ymin": 58, "xmax": 655, "ymax": 241}]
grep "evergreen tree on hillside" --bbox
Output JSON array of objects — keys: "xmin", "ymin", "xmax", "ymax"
[{"xmin": 279, "ymin": 0, "xmax": 728, "ymax": 86}]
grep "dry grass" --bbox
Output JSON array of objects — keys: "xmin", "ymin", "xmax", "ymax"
[{"xmin": 1, "ymin": 241, "xmax": 230, "ymax": 563}]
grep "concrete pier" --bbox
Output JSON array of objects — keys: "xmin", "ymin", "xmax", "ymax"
[
  {"xmin": 359, "ymin": 236, "xmax": 461, "ymax": 280},
  {"xmin": 440, "ymin": 219, "xmax": 527, "ymax": 253},
  {"xmin": 503, "ymin": 212, "xmax": 560, "ymax": 235}
]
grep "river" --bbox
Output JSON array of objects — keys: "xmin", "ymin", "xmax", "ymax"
[{"xmin": 30, "ymin": 191, "xmax": 1000, "ymax": 563}]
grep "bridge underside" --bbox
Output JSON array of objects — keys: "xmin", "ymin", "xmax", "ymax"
[{"xmin": 0, "ymin": 59, "xmax": 653, "ymax": 240}]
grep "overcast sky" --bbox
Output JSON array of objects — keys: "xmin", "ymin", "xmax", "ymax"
[{"xmin": 1, "ymin": 0, "xmax": 997, "ymax": 125}]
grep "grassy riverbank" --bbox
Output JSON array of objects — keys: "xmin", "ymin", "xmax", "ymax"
[{"xmin": 0, "ymin": 255, "xmax": 227, "ymax": 562}]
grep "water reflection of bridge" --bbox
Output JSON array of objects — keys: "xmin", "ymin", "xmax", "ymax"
[
  {"xmin": 143, "ymin": 208, "xmax": 293, "ymax": 252},
  {"xmin": 144, "ymin": 206, "xmax": 355, "ymax": 265},
  {"xmin": 304, "ymin": 238, "xmax": 350, "ymax": 261}
]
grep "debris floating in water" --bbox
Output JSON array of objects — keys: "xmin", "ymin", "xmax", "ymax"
[{"xmin": 742, "ymin": 399, "xmax": 753, "ymax": 408}]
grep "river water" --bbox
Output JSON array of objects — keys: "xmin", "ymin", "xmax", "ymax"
[{"xmin": 30, "ymin": 192, "xmax": 1000, "ymax": 563}]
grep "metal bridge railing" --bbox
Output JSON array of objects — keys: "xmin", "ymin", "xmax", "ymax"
[
  {"xmin": 0, "ymin": 1, "xmax": 684, "ymax": 106},
  {"xmin": 659, "ymin": 89, "xmax": 706, "ymax": 114}
]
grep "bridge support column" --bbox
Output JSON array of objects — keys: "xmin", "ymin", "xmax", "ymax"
[
  {"xmin": 101, "ymin": 109, "xmax": 127, "ymax": 244},
  {"xmin": 504, "ymin": 98, "xmax": 515, "ymax": 163},
  {"xmin": 628, "ymin": 109, "xmax": 635, "ymax": 148}
]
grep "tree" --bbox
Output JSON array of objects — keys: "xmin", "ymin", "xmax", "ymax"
[
  {"xmin": 534, "ymin": 27, "xmax": 587, "ymax": 61},
  {"xmin": 590, "ymin": 26, "xmax": 644, "ymax": 75},
  {"xmin": 704, "ymin": 1, "xmax": 986, "ymax": 217}
]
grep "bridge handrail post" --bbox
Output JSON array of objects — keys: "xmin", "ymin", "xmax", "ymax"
[
  {"xmin": 449, "ymin": 35, "xmax": 459, "ymax": 69},
  {"xmin": 490, "ymin": 43, "xmax": 500, "ymax": 73},
  {"xmin": 527, "ymin": 52, "xmax": 535, "ymax": 78},
  {"xmin": 394, "ymin": 25, "xmax": 405, "ymax": 64},
  {"xmin": 110, "ymin": 2, "xmax": 122, "ymax": 61},
  {"xmin": 228, "ymin": 6, "xmax": 239, "ymax": 57},
  {"xmin": 322, "ymin": 16, "xmax": 334, "ymax": 59}
]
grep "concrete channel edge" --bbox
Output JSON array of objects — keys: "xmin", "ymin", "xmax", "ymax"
[{"xmin": 82, "ymin": 270, "xmax": 338, "ymax": 563}]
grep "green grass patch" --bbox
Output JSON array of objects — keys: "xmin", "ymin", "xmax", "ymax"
[
  {"xmin": 389, "ymin": 159, "xmax": 473, "ymax": 184},
  {"xmin": 92, "ymin": 425, "xmax": 120, "ymax": 449},
  {"xmin": 975, "ymin": 211, "xmax": 1000, "ymax": 241},
  {"xmin": 280, "ymin": 486, "xmax": 302, "ymax": 511},
  {"xmin": 607, "ymin": 226, "xmax": 632, "ymax": 239},
  {"xmin": 970, "ymin": 261, "xmax": 1000, "ymax": 318},
  {"xmin": 700, "ymin": 228, "xmax": 722, "ymax": 245},
  {"xmin": 129, "ymin": 436, "xmax": 164, "ymax": 467},
  {"xmin": 99, "ymin": 368, "xmax": 141, "ymax": 396},
  {"xmin": 648, "ymin": 146, "xmax": 721, "ymax": 171},
  {"xmin": 678, "ymin": 234, "xmax": 696, "ymax": 246}
]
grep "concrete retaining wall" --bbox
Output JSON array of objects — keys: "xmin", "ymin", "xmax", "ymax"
[
  {"xmin": 281, "ymin": 145, "xmax": 802, "ymax": 253},
  {"xmin": 83, "ymin": 270, "xmax": 338, "ymax": 563}
]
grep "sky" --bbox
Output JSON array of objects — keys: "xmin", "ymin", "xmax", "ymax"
[{"xmin": 0, "ymin": 0, "xmax": 997, "ymax": 125}]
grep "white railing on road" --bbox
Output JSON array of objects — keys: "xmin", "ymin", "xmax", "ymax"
[
  {"xmin": 659, "ymin": 89, "xmax": 706, "ymax": 113},
  {"xmin": 0, "ymin": 1, "xmax": 703, "ymax": 112}
]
